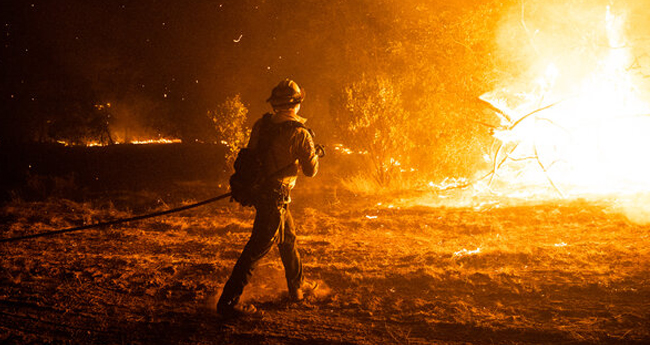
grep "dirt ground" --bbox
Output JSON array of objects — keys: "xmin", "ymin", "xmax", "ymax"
[{"xmin": 1, "ymin": 179, "xmax": 650, "ymax": 344}]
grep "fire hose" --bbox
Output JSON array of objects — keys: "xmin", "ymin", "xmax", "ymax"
[
  {"xmin": 0, "ymin": 192, "xmax": 232, "ymax": 244},
  {"xmin": 0, "ymin": 145, "xmax": 326, "ymax": 244}
]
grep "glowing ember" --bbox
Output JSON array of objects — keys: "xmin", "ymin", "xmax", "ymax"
[
  {"xmin": 428, "ymin": 177, "xmax": 470, "ymax": 191},
  {"xmin": 129, "ymin": 138, "xmax": 182, "ymax": 145},
  {"xmin": 481, "ymin": 4, "xmax": 650, "ymax": 197},
  {"xmin": 333, "ymin": 143, "xmax": 368, "ymax": 155},
  {"xmin": 453, "ymin": 248, "xmax": 481, "ymax": 257}
]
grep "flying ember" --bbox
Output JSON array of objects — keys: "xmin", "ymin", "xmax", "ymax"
[{"xmin": 480, "ymin": 3, "xmax": 650, "ymax": 197}]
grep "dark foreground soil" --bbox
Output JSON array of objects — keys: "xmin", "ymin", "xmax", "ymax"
[{"xmin": 2, "ymin": 182, "xmax": 650, "ymax": 344}]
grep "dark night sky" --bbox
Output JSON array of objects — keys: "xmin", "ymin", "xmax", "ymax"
[
  {"xmin": 2, "ymin": 0, "xmax": 381, "ymax": 142},
  {"xmin": 4, "ymin": 0, "xmax": 650, "ymax": 145}
]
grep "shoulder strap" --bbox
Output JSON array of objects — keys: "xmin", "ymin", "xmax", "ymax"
[
  {"xmin": 262, "ymin": 112, "xmax": 273, "ymax": 122},
  {"xmin": 259, "ymin": 115, "xmax": 312, "ymax": 146},
  {"xmin": 254, "ymin": 114, "xmax": 284, "ymax": 179},
  {"xmin": 280, "ymin": 120, "xmax": 315, "ymax": 138},
  {"xmin": 256, "ymin": 113, "xmax": 276, "ymax": 152},
  {"xmin": 256, "ymin": 114, "xmax": 314, "ymax": 179}
]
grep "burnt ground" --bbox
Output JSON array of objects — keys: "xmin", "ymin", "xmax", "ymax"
[{"xmin": 1, "ymin": 144, "xmax": 649, "ymax": 344}]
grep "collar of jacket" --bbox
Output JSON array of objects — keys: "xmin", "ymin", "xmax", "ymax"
[{"xmin": 271, "ymin": 110, "xmax": 307, "ymax": 124}]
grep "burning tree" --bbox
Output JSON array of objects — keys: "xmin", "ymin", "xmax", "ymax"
[
  {"xmin": 208, "ymin": 94, "xmax": 250, "ymax": 172},
  {"xmin": 332, "ymin": 74, "xmax": 414, "ymax": 187},
  {"xmin": 329, "ymin": 1, "xmax": 503, "ymax": 191}
]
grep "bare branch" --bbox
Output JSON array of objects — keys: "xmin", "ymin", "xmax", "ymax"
[
  {"xmin": 533, "ymin": 143, "xmax": 565, "ymax": 197},
  {"xmin": 509, "ymin": 99, "xmax": 564, "ymax": 129},
  {"xmin": 471, "ymin": 120, "xmax": 499, "ymax": 130},
  {"xmin": 520, "ymin": 0, "xmax": 539, "ymax": 55},
  {"xmin": 488, "ymin": 142, "xmax": 504, "ymax": 187},
  {"xmin": 489, "ymin": 142, "xmax": 521, "ymax": 188},
  {"xmin": 476, "ymin": 97, "xmax": 513, "ymax": 125},
  {"xmin": 506, "ymin": 155, "xmax": 538, "ymax": 162}
]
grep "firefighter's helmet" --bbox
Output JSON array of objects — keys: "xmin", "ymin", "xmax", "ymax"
[{"xmin": 267, "ymin": 79, "xmax": 305, "ymax": 107}]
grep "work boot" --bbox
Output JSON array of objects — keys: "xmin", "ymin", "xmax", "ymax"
[
  {"xmin": 217, "ymin": 303, "xmax": 258, "ymax": 319},
  {"xmin": 290, "ymin": 280, "xmax": 319, "ymax": 301}
]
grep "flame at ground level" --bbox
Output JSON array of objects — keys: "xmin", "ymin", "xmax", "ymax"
[
  {"xmin": 129, "ymin": 138, "xmax": 182, "ymax": 145},
  {"xmin": 56, "ymin": 138, "xmax": 183, "ymax": 147}
]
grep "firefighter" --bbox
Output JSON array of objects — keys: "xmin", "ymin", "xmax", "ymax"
[{"xmin": 217, "ymin": 79, "xmax": 320, "ymax": 318}]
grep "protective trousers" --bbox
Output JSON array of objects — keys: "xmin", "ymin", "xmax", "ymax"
[{"xmin": 217, "ymin": 201, "xmax": 303, "ymax": 312}]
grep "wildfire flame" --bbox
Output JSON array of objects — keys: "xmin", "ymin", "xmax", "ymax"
[
  {"xmin": 129, "ymin": 138, "xmax": 182, "ymax": 145},
  {"xmin": 481, "ymin": 4, "xmax": 650, "ymax": 197},
  {"xmin": 57, "ymin": 138, "xmax": 182, "ymax": 147}
]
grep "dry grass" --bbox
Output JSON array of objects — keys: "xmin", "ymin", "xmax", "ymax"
[{"xmin": 1, "ymin": 185, "xmax": 649, "ymax": 344}]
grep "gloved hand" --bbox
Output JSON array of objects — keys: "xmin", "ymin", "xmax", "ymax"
[{"xmin": 315, "ymin": 144, "xmax": 326, "ymax": 158}]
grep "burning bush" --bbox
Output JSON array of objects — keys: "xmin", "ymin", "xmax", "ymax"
[
  {"xmin": 331, "ymin": 74, "xmax": 414, "ymax": 187},
  {"xmin": 208, "ymin": 94, "xmax": 250, "ymax": 172},
  {"xmin": 329, "ymin": 1, "xmax": 502, "ymax": 192},
  {"xmin": 331, "ymin": 75, "xmax": 494, "ymax": 192}
]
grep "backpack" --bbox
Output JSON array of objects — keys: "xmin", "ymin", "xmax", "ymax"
[
  {"xmin": 229, "ymin": 147, "xmax": 264, "ymax": 206},
  {"xmin": 229, "ymin": 114, "xmax": 310, "ymax": 207},
  {"xmin": 229, "ymin": 114, "xmax": 273, "ymax": 207}
]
